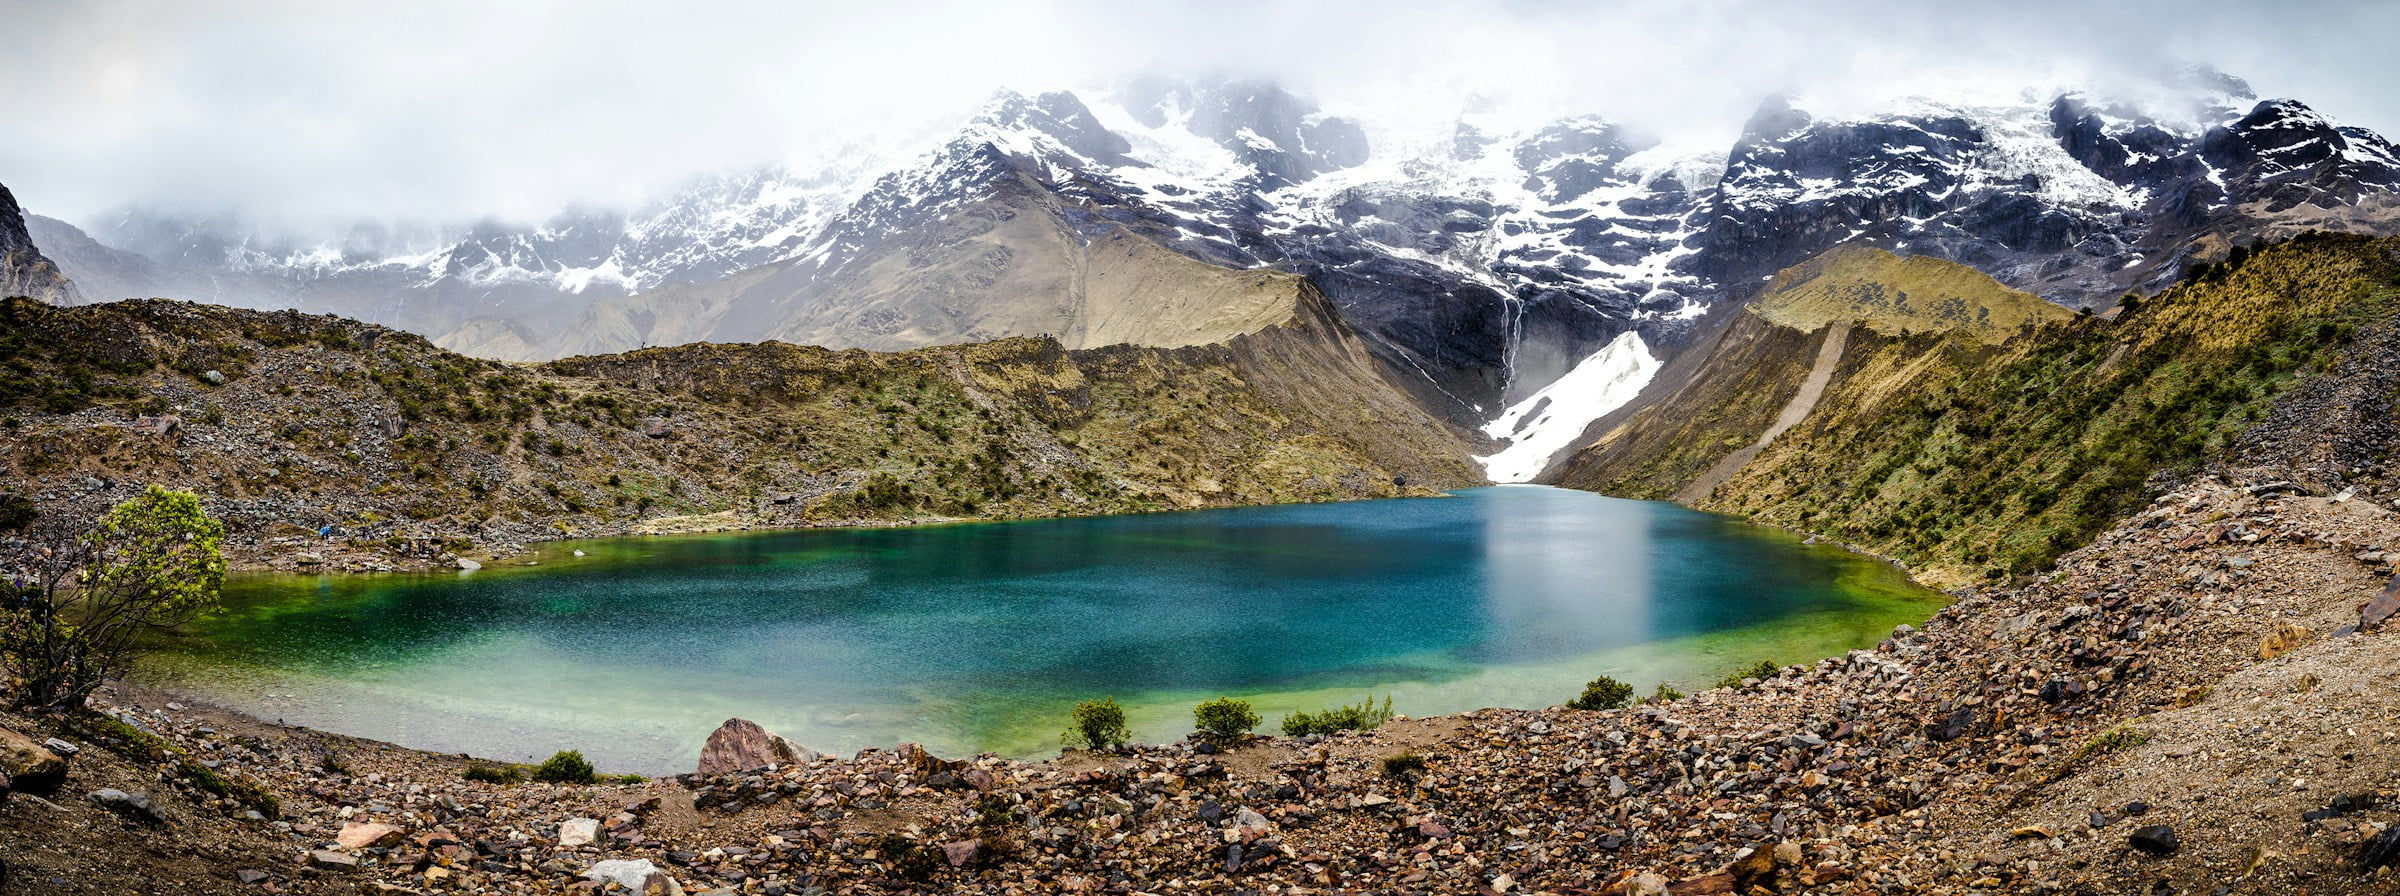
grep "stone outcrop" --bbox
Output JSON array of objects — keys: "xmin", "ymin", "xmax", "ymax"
[
  {"xmin": 0, "ymin": 726, "xmax": 66, "ymax": 795},
  {"xmin": 695, "ymin": 718, "xmax": 818, "ymax": 776}
]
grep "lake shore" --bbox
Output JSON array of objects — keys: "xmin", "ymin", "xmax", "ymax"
[{"xmin": 9, "ymin": 472, "xmax": 2398, "ymax": 893}]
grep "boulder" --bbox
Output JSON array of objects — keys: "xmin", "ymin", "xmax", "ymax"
[
  {"xmin": 696, "ymin": 718, "xmax": 818, "ymax": 776},
  {"xmin": 2362, "ymin": 578, "xmax": 2400, "ymax": 631},
  {"xmin": 131, "ymin": 415, "xmax": 183, "ymax": 436},
  {"xmin": 336, "ymin": 821, "xmax": 406, "ymax": 850},
  {"xmin": 641, "ymin": 417, "xmax": 673, "ymax": 439},
  {"xmin": 942, "ymin": 838, "xmax": 982, "ymax": 867},
  {"xmin": 898, "ymin": 742, "xmax": 968, "ymax": 784},
  {"xmin": 306, "ymin": 849, "xmax": 360, "ymax": 871},
  {"xmin": 0, "ymin": 728, "xmax": 66, "ymax": 795},
  {"xmin": 585, "ymin": 858, "xmax": 675, "ymax": 892},
  {"xmin": 558, "ymin": 817, "xmax": 600, "ymax": 847},
  {"xmin": 455, "ymin": 558, "xmax": 481, "ymax": 571},
  {"xmin": 2129, "ymin": 824, "xmax": 2179, "ymax": 855},
  {"xmin": 88, "ymin": 788, "xmax": 166, "ymax": 825}
]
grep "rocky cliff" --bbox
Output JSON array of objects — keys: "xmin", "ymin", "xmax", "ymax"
[
  {"xmin": 0, "ymin": 183, "xmax": 75, "ymax": 305},
  {"xmin": 0, "ymin": 284, "xmax": 1483, "ymax": 572}
]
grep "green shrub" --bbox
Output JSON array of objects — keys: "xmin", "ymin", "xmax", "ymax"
[
  {"xmin": 1650, "ymin": 682, "xmax": 1686, "ymax": 703},
  {"xmin": 1567, "ymin": 675, "xmax": 1634, "ymax": 711},
  {"xmin": 1714, "ymin": 659, "xmax": 1783, "ymax": 690},
  {"xmin": 1192, "ymin": 696, "xmax": 1260, "ymax": 741},
  {"xmin": 1064, "ymin": 698, "xmax": 1130, "ymax": 751},
  {"xmin": 463, "ymin": 764, "xmax": 525, "ymax": 785},
  {"xmin": 1382, "ymin": 752, "xmax": 1427, "ymax": 781},
  {"xmin": 1280, "ymin": 694, "xmax": 1394, "ymax": 736},
  {"xmin": 531, "ymin": 750, "xmax": 596, "ymax": 785}
]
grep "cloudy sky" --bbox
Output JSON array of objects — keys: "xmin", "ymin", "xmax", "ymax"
[{"xmin": 4, "ymin": 0, "xmax": 2395, "ymax": 226}]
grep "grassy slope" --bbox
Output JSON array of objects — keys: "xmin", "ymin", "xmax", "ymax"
[
  {"xmin": 1752, "ymin": 246, "xmax": 2073, "ymax": 344},
  {"xmin": 1560, "ymin": 234, "xmax": 2400, "ymax": 586},
  {"xmin": 0, "ymin": 292, "xmax": 1482, "ymax": 567}
]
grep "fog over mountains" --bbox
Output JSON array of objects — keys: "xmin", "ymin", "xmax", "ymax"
[{"xmin": 27, "ymin": 70, "xmax": 2400, "ymax": 425}]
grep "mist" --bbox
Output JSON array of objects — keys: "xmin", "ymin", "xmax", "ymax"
[{"xmin": 4, "ymin": 0, "xmax": 2395, "ymax": 228}]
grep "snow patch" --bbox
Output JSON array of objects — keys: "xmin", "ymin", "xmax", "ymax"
[{"xmin": 1476, "ymin": 331, "xmax": 1659, "ymax": 483}]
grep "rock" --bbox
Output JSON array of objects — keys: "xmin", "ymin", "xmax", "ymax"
[
  {"xmin": 585, "ymin": 858, "xmax": 668, "ymax": 891},
  {"xmin": 306, "ymin": 849, "xmax": 360, "ymax": 871},
  {"xmin": 1729, "ymin": 844, "xmax": 1777, "ymax": 890},
  {"xmin": 40, "ymin": 738, "xmax": 77, "ymax": 758},
  {"xmin": 2362, "ymin": 578, "xmax": 2400, "ymax": 631},
  {"xmin": 2010, "ymin": 826, "xmax": 2055, "ymax": 839},
  {"xmin": 131, "ymin": 415, "xmax": 183, "ymax": 436},
  {"xmin": 2259, "ymin": 622, "xmax": 2310, "ymax": 659},
  {"xmin": 455, "ymin": 558, "xmax": 481, "ymax": 571},
  {"xmin": 558, "ymin": 817, "xmax": 600, "ymax": 847},
  {"xmin": 1927, "ymin": 706, "xmax": 1980, "ymax": 742},
  {"xmin": 2357, "ymin": 825, "xmax": 2400, "ymax": 870},
  {"xmin": 897, "ymin": 742, "xmax": 968, "ymax": 783},
  {"xmin": 697, "ymin": 718, "xmax": 819, "ymax": 776},
  {"xmin": 2129, "ymin": 824, "xmax": 2179, "ymax": 855},
  {"xmin": 0, "ymin": 727, "xmax": 66, "ymax": 795},
  {"xmin": 942, "ymin": 838, "xmax": 982, "ymax": 867},
  {"xmin": 642, "ymin": 417, "xmax": 673, "ymax": 439},
  {"xmin": 88, "ymin": 788, "xmax": 165, "ymax": 825},
  {"xmin": 335, "ymin": 820, "xmax": 406, "ymax": 850},
  {"xmin": 234, "ymin": 869, "xmax": 269, "ymax": 885},
  {"xmin": 1630, "ymin": 871, "xmax": 1670, "ymax": 896},
  {"xmin": 201, "ymin": 369, "xmax": 226, "ymax": 385}
]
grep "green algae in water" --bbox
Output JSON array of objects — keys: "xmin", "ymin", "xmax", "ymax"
[{"xmin": 138, "ymin": 487, "xmax": 1942, "ymax": 773}]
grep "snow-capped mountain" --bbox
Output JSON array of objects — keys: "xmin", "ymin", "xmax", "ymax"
[{"xmin": 25, "ymin": 71, "xmax": 2400, "ymax": 479}]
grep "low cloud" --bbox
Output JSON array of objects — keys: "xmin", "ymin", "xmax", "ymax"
[{"xmin": 3, "ymin": 0, "xmax": 2392, "ymax": 227}]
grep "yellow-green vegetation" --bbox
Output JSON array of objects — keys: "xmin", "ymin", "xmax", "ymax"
[
  {"xmin": 462, "ymin": 764, "xmax": 526, "ymax": 785},
  {"xmin": 57, "ymin": 712, "xmax": 278, "ymax": 817},
  {"xmin": 1280, "ymin": 694, "xmax": 1394, "ymax": 736},
  {"xmin": 0, "ymin": 294, "xmax": 1479, "ymax": 565},
  {"xmin": 1567, "ymin": 675, "xmax": 1634, "ymax": 711},
  {"xmin": 2052, "ymin": 724, "xmax": 2150, "ymax": 780},
  {"xmin": 1564, "ymin": 233, "xmax": 2400, "ymax": 585},
  {"xmin": 1754, "ymin": 246, "xmax": 2073, "ymax": 344},
  {"xmin": 1714, "ymin": 659, "xmax": 1785, "ymax": 690},
  {"xmin": 1064, "ymin": 697, "xmax": 1131, "ymax": 751},
  {"xmin": 2, "ymin": 485, "xmax": 225, "ymax": 708},
  {"xmin": 1192, "ymin": 696, "xmax": 1261, "ymax": 741},
  {"xmin": 532, "ymin": 750, "xmax": 597, "ymax": 785}
]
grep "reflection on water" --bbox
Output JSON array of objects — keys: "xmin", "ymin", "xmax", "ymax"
[{"xmin": 139, "ymin": 487, "xmax": 1941, "ymax": 772}]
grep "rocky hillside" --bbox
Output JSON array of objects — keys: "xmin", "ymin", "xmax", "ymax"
[
  {"xmin": 1556, "ymin": 233, "xmax": 2400, "ymax": 586},
  {"xmin": 0, "ymin": 183, "xmax": 75, "ymax": 306},
  {"xmin": 0, "ymin": 284, "xmax": 1483, "ymax": 572}
]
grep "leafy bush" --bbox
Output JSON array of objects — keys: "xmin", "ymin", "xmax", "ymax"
[
  {"xmin": 1280, "ymin": 694, "xmax": 1394, "ymax": 736},
  {"xmin": 531, "ymin": 750, "xmax": 597, "ymax": 785},
  {"xmin": 1651, "ymin": 683, "xmax": 1686, "ymax": 702},
  {"xmin": 1, "ymin": 486, "xmax": 226, "ymax": 709},
  {"xmin": 1714, "ymin": 659, "xmax": 1783, "ymax": 690},
  {"xmin": 1567, "ymin": 675, "xmax": 1634, "ymax": 711},
  {"xmin": 463, "ymin": 764, "xmax": 525, "ymax": 785},
  {"xmin": 1064, "ymin": 698, "xmax": 1130, "ymax": 751},
  {"xmin": 1192, "ymin": 696, "xmax": 1260, "ymax": 741}
]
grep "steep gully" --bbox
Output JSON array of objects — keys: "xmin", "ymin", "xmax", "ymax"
[{"xmin": 1674, "ymin": 321, "xmax": 1852, "ymax": 503}]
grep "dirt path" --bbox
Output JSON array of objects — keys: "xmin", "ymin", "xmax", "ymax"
[{"xmin": 1676, "ymin": 320, "xmax": 1850, "ymax": 504}]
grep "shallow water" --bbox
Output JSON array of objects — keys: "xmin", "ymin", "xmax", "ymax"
[{"xmin": 138, "ymin": 486, "xmax": 1941, "ymax": 773}]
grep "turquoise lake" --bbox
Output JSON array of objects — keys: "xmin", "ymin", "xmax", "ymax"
[{"xmin": 137, "ymin": 486, "xmax": 1941, "ymax": 774}]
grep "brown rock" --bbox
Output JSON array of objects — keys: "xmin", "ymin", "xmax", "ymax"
[
  {"xmin": 0, "ymin": 727, "xmax": 66, "ymax": 796},
  {"xmin": 942, "ymin": 838, "xmax": 982, "ymax": 868},
  {"xmin": 695, "ymin": 718, "xmax": 818, "ymax": 776},
  {"xmin": 1729, "ymin": 844, "xmax": 1777, "ymax": 891},
  {"xmin": 336, "ymin": 821, "xmax": 406, "ymax": 851},
  {"xmin": 2362, "ymin": 578, "xmax": 2400, "ymax": 631}
]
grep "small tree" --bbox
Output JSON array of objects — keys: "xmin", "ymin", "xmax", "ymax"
[
  {"xmin": 532, "ymin": 750, "xmax": 597, "ymax": 784},
  {"xmin": 1567, "ymin": 675, "xmax": 1633, "ymax": 711},
  {"xmin": 1650, "ymin": 682, "xmax": 1686, "ymax": 703},
  {"xmin": 2, "ymin": 486, "xmax": 226, "ymax": 709},
  {"xmin": 1065, "ymin": 697, "xmax": 1130, "ymax": 751},
  {"xmin": 1192, "ymin": 696, "xmax": 1260, "ymax": 741}
]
